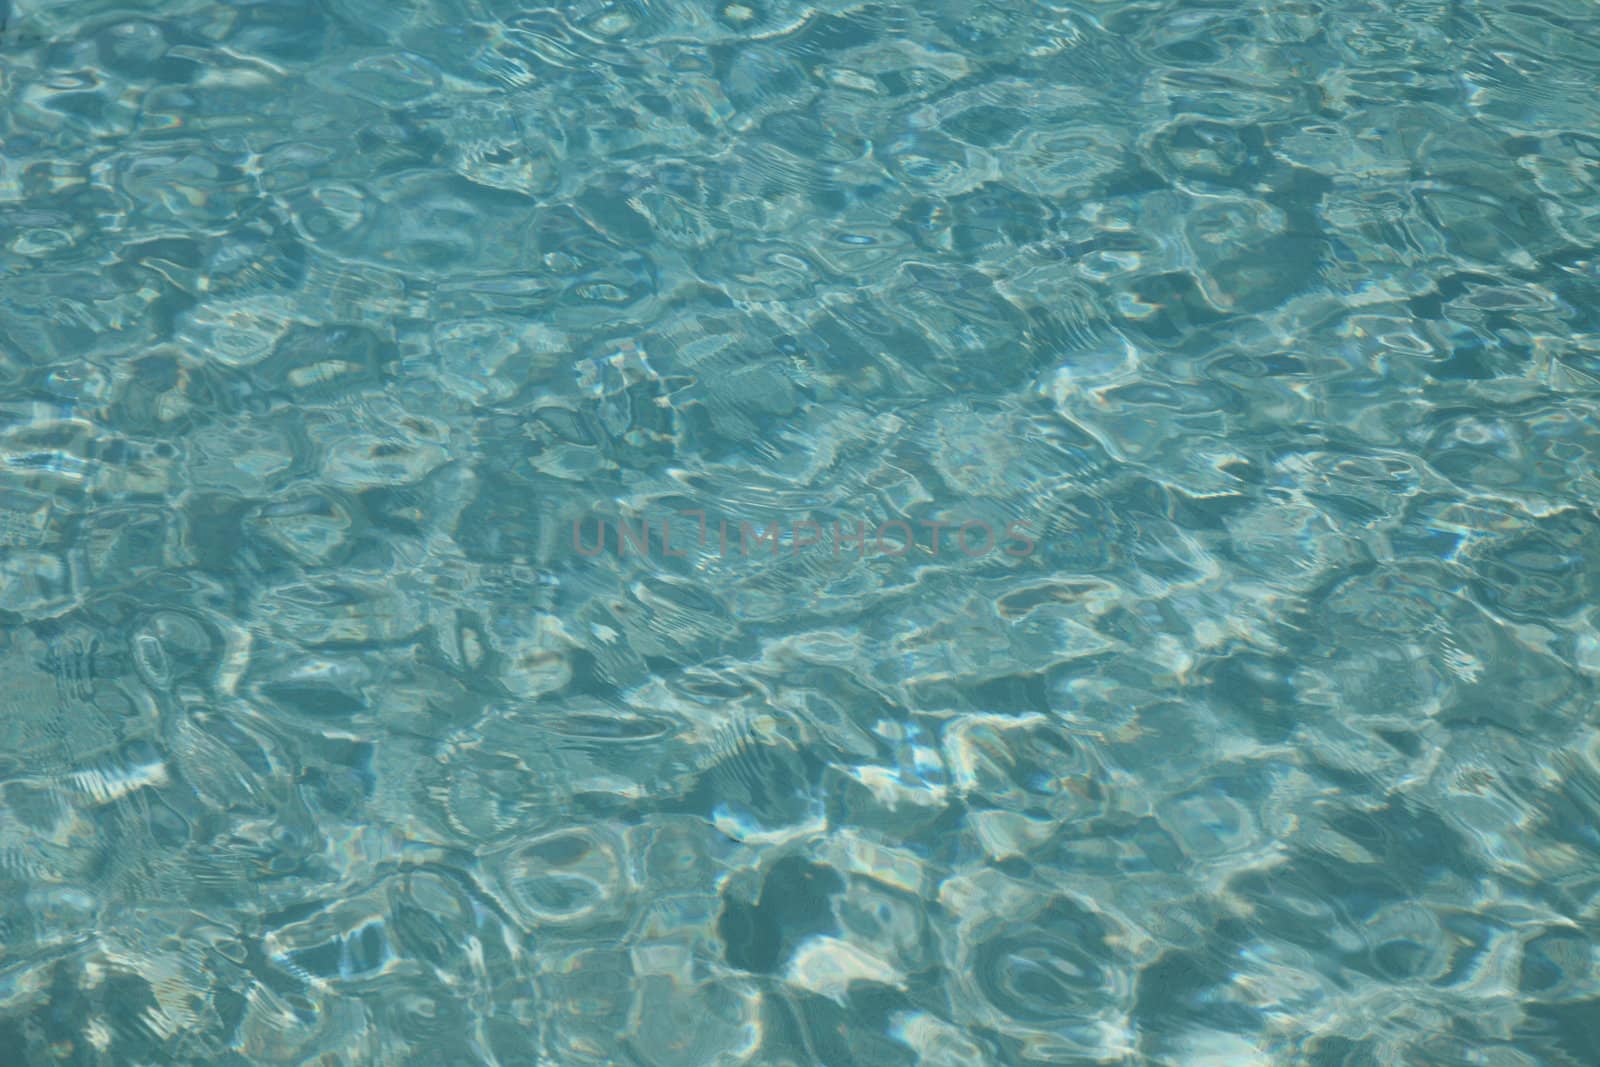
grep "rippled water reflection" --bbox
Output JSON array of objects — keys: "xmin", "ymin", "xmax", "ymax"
[{"xmin": 3, "ymin": 0, "xmax": 1600, "ymax": 1063}]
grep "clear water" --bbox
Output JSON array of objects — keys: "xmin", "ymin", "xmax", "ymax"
[{"xmin": 2, "ymin": 0, "xmax": 1599, "ymax": 1063}]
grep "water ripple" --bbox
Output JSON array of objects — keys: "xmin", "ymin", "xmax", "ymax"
[{"xmin": 2, "ymin": 0, "xmax": 1600, "ymax": 1062}]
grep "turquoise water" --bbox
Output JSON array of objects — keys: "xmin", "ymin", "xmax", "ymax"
[{"xmin": 2, "ymin": 0, "xmax": 1600, "ymax": 1063}]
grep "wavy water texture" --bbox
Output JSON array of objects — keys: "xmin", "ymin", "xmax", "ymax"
[{"xmin": 1, "ymin": 0, "xmax": 1599, "ymax": 1064}]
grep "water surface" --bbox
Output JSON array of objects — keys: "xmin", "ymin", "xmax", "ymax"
[{"xmin": 2, "ymin": 0, "xmax": 1600, "ymax": 1063}]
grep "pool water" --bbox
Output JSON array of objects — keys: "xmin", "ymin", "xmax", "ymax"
[{"xmin": 2, "ymin": 1, "xmax": 1600, "ymax": 1064}]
